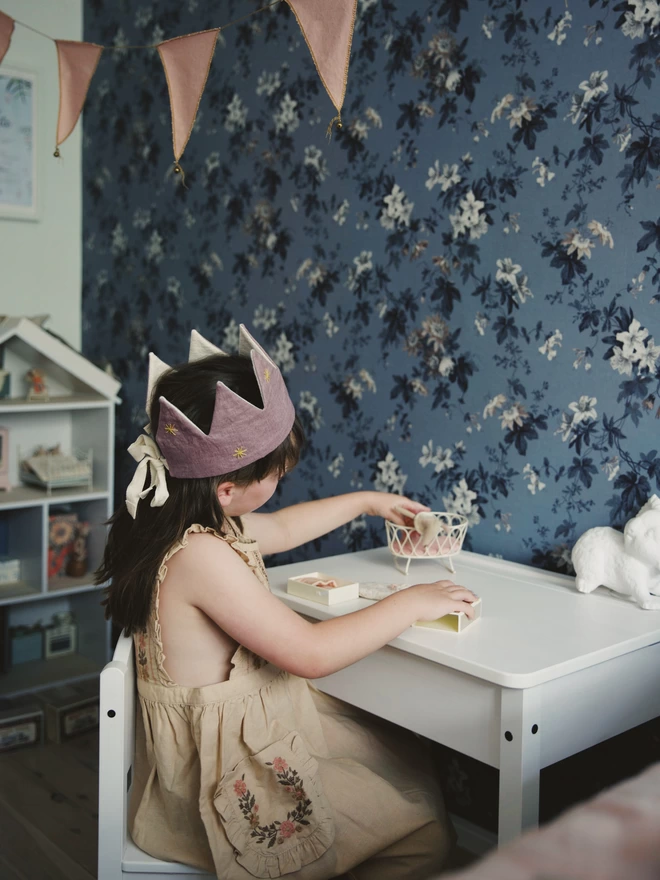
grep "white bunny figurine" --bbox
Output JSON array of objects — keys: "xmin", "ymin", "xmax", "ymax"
[{"xmin": 571, "ymin": 494, "xmax": 660, "ymax": 610}]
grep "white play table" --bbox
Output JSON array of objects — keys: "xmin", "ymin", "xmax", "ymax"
[{"xmin": 267, "ymin": 547, "xmax": 660, "ymax": 847}]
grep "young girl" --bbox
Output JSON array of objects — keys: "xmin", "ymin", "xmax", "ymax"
[{"xmin": 98, "ymin": 326, "xmax": 477, "ymax": 880}]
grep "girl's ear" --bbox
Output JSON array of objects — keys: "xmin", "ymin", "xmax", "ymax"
[{"xmin": 216, "ymin": 481, "xmax": 236, "ymax": 508}]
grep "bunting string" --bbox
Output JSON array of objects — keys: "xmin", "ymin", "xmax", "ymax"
[{"xmin": 0, "ymin": 0, "xmax": 358, "ymax": 177}]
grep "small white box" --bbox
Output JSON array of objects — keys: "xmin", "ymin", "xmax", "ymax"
[
  {"xmin": 0, "ymin": 557, "xmax": 20, "ymax": 585},
  {"xmin": 414, "ymin": 597, "xmax": 482, "ymax": 633},
  {"xmin": 287, "ymin": 571, "xmax": 360, "ymax": 605}
]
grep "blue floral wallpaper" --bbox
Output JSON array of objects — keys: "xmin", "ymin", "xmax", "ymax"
[{"xmin": 82, "ymin": 0, "xmax": 660, "ymax": 572}]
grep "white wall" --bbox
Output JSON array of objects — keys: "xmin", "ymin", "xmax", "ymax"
[{"xmin": 0, "ymin": 0, "xmax": 83, "ymax": 350}]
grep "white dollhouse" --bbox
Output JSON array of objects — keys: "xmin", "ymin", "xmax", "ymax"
[{"xmin": 0, "ymin": 316, "xmax": 121, "ymax": 697}]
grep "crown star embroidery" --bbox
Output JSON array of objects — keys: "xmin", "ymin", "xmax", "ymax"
[
  {"xmin": 233, "ymin": 446, "xmax": 248, "ymax": 459},
  {"xmin": 264, "ymin": 368, "xmax": 271, "ymax": 383},
  {"xmin": 164, "ymin": 423, "xmax": 178, "ymax": 435}
]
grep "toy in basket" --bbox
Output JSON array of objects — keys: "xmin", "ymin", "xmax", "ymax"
[{"xmin": 386, "ymin": 508, "xmax": 468, "ymax": 575}]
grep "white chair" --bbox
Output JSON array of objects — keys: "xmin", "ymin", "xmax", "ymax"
[{"xmin": 98, "ymin": 632, "xmax": 214, "ymax": 879}]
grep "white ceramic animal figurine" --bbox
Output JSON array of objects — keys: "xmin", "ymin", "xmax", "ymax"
[{"xmin": 571, "ymin": 495, "xmax": 660, "ymax": 610}]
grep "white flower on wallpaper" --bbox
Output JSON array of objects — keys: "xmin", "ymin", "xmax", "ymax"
[
  {"xmin": 474, "ymin": 313, "xmax": 488, "ymax": 336},
  {"xmin": 531, "ymin": 157, "xmax": 555, "ymax": 187},
  {"xmin": 328, "ymin": 453, "xmax": 344, "ymax": 478},
  {"xmin": 271, "ymin": 333, "xmax": 295, "ymax": 373},
  {"xmin": 612, "ymin": 319, "xmax": 660, "ymax": 375},
  {"xmin": 580, "ymin": 70, "xmax": 609, "ymax": 104},
  {"xmin": 225, "ymin": 93, "xmax": 248, "ymax": 132},
  {"xmin": 256, "ymin": 70, "xmax": 281, "ymax": 97},
  {"xmin": 222, "ymin": 319, "xmax": 240, "ymax": 352},
  {"xmin": 419, "ymin": 440, "xmax": 455, "ymax": 474},
  {"xmin": 508, "ymin": 98, "xmax": 537, "ymax": 130},
  {"xmin": 500, "ymin": 403, "xmax": 528, "ymax": 432},
  {"xmin": 523, "ymin": 464, "xmax": 546, "ymax": 495},
  {"xmin": 273, "ymin": 93, "xmax": 299, "ymax": 134},
  {"xmin": 323, "ymin": 312, "xmax": 339, "ymax": 337},
  {"xmin": 425, "ymin": 160, "xmax": 461, "ymax": 192},
  {"xmin": 333, "ymin": 199, "xmax": 350, "ymax": 225},
  {"xmin": 145, "ymin": 230, "xmax": 164, "ymax": 264},
  {"xmin": 622, "ymin": 1, "xmax": 660, "ymax": 39},
  {"xmin": 443, "ymin": 479, "xmax": 480, "ymax": 525},
  {"xmin": 380, "ymin": 184, "xmax": 414, "ymax": 230},
  {"xmin": 299, "ymin": 391, "xmax": 323, "ymax": 430},
  {"xmin": 562, "ymin": 229, "xmax": 594, "ymax": 260},
  {"xmin": 490, "ymin": 93, "xmax": 514, "ymax": 124},
  {"xmin": 253, "ymin": 305, "xmax": 278, "ymax": 330},
  {"xmin": 539, "ymin": 330, "xmax": 562, "ymax": 361},
  {"xmin": 495, "ymin": 258, "xmax": 533, "ymax": 304},
  {"xmin": 556, "ymin": 396, "xmax": 598, "ymax": 442},
  {"xmin": 450, "ymin": 190, "xmax": 487, "ymax": 240},
  {"xmin": 374, "ymin": 452, "xmax": 407, "ymax": 494},
  {"xmin": 111, "ymin": 222, "xmax": 128, "ymax": 255},
  {"xmin": 303, "ymin": 146, "xmax": 329, "ymax": 182},
  {"xmin": 548, "ymin": 10, "xmax": 572, "ymax": 45},
  {"xmin": 483, "ymin": 394, "xmax": 506, "ymax": 419}
]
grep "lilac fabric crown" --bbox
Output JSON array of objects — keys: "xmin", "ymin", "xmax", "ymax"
[{"xmin": 147, "ymin": 325, "xmax": 295, "ymax": 478}]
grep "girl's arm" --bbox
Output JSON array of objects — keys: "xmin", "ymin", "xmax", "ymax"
[
  {"xmin": 182, "ymin": 532, "xmax": 476, "ymax": 679},
  {"xmin": 243, "ymin": 491, "xmax": 429, "ymax": 555}
]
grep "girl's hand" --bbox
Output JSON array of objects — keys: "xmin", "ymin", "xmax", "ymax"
[
  {"xmin": 404, "ymin": 580, "xmax": 478, "ymax": 621},
  {"xmin": 364, "ymin": 491, "xmax": 430, "ymax": 524}
]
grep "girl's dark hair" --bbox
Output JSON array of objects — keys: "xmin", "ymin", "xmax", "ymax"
[{"xmin": 97, "ymin": 354, "xmax": 305, "ymax": 634}]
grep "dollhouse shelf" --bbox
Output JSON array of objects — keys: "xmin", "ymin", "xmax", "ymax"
[
  {"xmin": 0, "ymin": 317, "xmax": 121, "ymax": 697},
  {"xmin": 0, "ymin": 485, "xmax": 109, "ymax": 510},
  {"xmin": 0, "ymin": 652, "xmax": 101, "ymax": 698},
  {"xmin": 0, "ymin": 394, "xmax": 110, "ymax": 413}
]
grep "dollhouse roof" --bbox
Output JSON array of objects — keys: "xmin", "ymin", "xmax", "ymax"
[{"xmin": 0, "ymin": 316, "xmax": 121, "ymax": 401}]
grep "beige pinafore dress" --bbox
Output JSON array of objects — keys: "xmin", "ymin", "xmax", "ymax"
[{"xmin": 130, "ymin": 518, "xmax": 453, "ymax": 879}]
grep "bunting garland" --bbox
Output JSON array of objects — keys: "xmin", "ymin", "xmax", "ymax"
[
  {"xmin": 54, "ymin": 40, "xmax": 103, "ymax": 156},
  {"xmin": 157, "ymin": 28, "xmax": 220, "ymax": 174},
  {"xmin": 0, "ymin": 0, "xmax": 359, "ymax": 175},
  {"xmin": 0, "ymin": 10, "xmax": 13, "ymax": 65},
  {"xmin": 286, "ymin": 0, "xmax": 358, "ymax": 138}
]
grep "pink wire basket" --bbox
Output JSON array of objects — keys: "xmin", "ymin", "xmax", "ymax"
[{"xmin": 385, "ymin": 511, "xmax": 468, "ymax": 575}]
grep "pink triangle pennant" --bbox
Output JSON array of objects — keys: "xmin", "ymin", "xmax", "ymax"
[
  {"xmin": 55, "ymin": 40, "xmax": 103, "ymax": 151},
  {"xmin": 285, "ymin": 0, "xmax": 358, "ymax": 117},
  {"xmin": 0, "ymin": 11, "xmax": 14, "ymax": 65},
  {"xmin": 157, "ymin": 28, "xmax": 220, "ymax": 167}
]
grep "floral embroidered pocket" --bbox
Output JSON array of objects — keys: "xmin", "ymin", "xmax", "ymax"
[{"xmin": 214, "ymin": 730, "xmax": 335, "ymax": 878}]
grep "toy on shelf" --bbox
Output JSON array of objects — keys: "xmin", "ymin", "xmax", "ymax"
[
  {"xmin": 0, "ymin": 426, "xmax": 11, "ymax": 491},
  {"xmin": 0, "ymin": 369, "xmax": 10, "ymax": 399},
  {"xmin": 65, "ymin": 521, "xmax": 91, "ymax": 577},
  {"xmin": 20, "ymin": 444, "xmax": 93, "ymax": 495},
  {"xmin": 48, "ymin": 512, "xmax": 78, "ymax": 577},
  {"xmin": 44, "ymin": 612, "xmax": 77, "ymax": 660},
  {"xmin": 25, "ymin": 368, "xmax": 49, "ymax": 402},
  {"xmin": 572, "ymin": 494, "xmax": 660, "ymax": 610},
  {"xmin": 386, "ymin": 507, "xmax": 468, "ymax": 575},
  {"xmin": 0, "ymin": 556, "xmax": 21, "ymax": 586}
]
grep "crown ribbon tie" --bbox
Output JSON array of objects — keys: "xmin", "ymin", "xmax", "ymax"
[{"xmin": 125, "ymin": 434, "xmax": 170, "ymax": 519}]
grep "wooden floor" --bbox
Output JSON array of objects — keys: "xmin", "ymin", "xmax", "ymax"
[
  {"xmin": 0, "ymin": 731, "xmax": 99, "ymax": 880},
  {"xmin": 0, "ymin": 731, "xmax": 475, "ymax": 879}
]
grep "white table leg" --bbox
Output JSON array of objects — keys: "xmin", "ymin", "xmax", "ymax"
[{"xmin": 498, "ymin": 686, "xmax": 541, "ymax": 846}]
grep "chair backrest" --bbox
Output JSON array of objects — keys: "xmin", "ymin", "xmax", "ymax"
[{"xmin": 98, "ymin": 631, "xmax": 136, "ymax": 880}]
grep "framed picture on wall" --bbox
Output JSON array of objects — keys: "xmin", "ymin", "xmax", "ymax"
[{"xmin": 0, "ymin": 68, "xmax": 38, "ymax": 221}]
